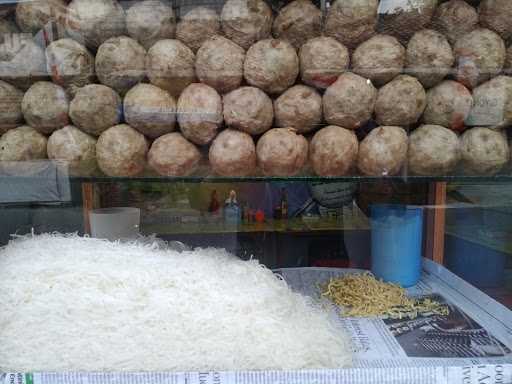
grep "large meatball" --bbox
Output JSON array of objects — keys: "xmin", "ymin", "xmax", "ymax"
[
  {"xmin": 323, "ymin": 72, "xmax": 377, "ymax": 130},
  {"xmin": 124, "ymin": 83, "xmax": 176, "ymax": 139},
  {"xmin": 148, "ymin": 132, "xmax": 201, "ymax": 176},
  {"xmin": 460, "ymin": 127, "xmax": 509, "ymax": 175},
  {"xmin": 45, "ymin": 38, "xmax": 95, "ymax": 94},
  {"xmin": 274, "ymin": 85, "xmax": 322, "ymax": 134},
  {"xmin": 352, "ymin": 34, "xmax": 405, "ymax": 86},
  {"xmin": 195, "ymin": 35, "xmax": 245, "ymax": 94},
  {"xmin": 432, "ymin": 0, "xmax": 478, "ymax": 45},
  {"xmin": 95, "ymin": 36, "xmax": 146, "ymax": 95},
  {"xmin": 22, "ymin": 81, "xmax": 69, "ymax": 135},
  {"xmin": 0, "ymin": 37, "xmax": 47, "ymax": 90},
  {"xmin": 357, "ymin": 126, "xmax": 408, "ymax": 176},
  {"xmin": 66, "ymin": 0, "xmax": 126, "ymax": 50},
  {"xmin": 0, "ymin": 125, "xmax": 47, "ymax": 162},
  {"xmin": 96, "ymin": 124, "xmax": 148, "ymax": 177},
  {"xmin": 423, "ymin": 80, "xmax": 473, "ymax": 131},
  {"xmin": 466, "ymin": 76, "xmax": 512, "ymax": 129},
  {"xmin": 47, "ymin": 125, "xmax": 98, "ymax": 176},
  {"xmin": 377, "ymin": 0, "xmax": 438, "ymax": 44},
  {"xmin": 453, "ymin": 28, "xmax": 505, "ymax": 89},
  {"xmin": 324, "ymin": 0, "xmax": 378, "ymax": 49},
  {"xmin": 126, "ymin": 0, "xmax": 175, "ymax": 50},
  {"xmin": 69, "ymin": 84, "xmax": 122, "ymax": 136},
  {"xmin": 309, "ymin": 125, "xmax": 358, "ymax": 176},
  {"xmin": 209, "ymin": 129, "xmax": 257, "ymax": 176},
  {"xmin": 406, "ymin": 29, "xmax": 454, "ymax": 89},
  {"xmin": 176, "ymin": 7, "xmax": 220, "ymax": 53},
  {"xmin": 0, "ymin": 80, "xmax": 23, "ymax": 133},
  {"xmin": 244, "ymin": 39, "xmax": 299, "ymax": 94},
  {"xmin": 479, "ymin": 0, "xmax": 512, "ymax": 41},
  {"xmin": 299, "ymin": 37, "xmax": 349, "ymax": 90},
  {"xmin": 272, "ymin": 0, "xmax": 322, "ymax": 50},
  {"xmin": 177, "ymin": 83, "xmax": 222, "ymax": 146},
  {"xmin": 256, "ymin": 128, "xmax": 308, "ymax": 176},
  {"xmin": 408, "ymin": 124, "xmax": 460, "ymax": 175},
  {"xmin": 16, "ymin": 0, "xmax": 67, "ymax": 35},
  {"xmin": 223, "ymin": 86, "xmax": 273, "ymax": 135},
  {"xmin": 146, "ymin": 39, "xmax": 196, "ymax": 98},
  {"xmin": 375, "ymin": 75, "xmax": 426, "ymax": 126},
  {"xmin": 220, "ymin": 0, "xmax": 273, "ymax": 50}
]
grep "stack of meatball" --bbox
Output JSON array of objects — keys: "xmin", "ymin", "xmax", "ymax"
[{"xmin": 0, "ymin": 0, "xmax": 511, "ymax": 178}]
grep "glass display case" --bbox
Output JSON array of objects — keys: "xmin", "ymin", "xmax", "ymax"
[{"xmin": 0, "ymin": 0, "xmax": 511, "ymax": 383}]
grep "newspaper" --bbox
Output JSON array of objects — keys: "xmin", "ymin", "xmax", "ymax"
[{"xmin": 2, "ymin": 259, "xmax": 512, "ymax": 384}]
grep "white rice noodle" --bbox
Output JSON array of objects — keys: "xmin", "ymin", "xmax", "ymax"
[{"xmin": 0, "ymin": 234, "xmax": 352, "ymax": 372}]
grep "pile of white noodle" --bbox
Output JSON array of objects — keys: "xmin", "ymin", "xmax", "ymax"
[{"xmin": 0, "ymin": 234, "xmax": 352, "ymax": 372}]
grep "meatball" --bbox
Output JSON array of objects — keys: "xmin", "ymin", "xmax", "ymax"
[
  {"xmin": 309, "ymin": 125, "xmax": 358, "ymax": 176},
  {"xmin": 176, "ymin": 7, "xmax": 220, "ymax": 53},
  {"xmin": 466, "ymin": 76, "xmax": 512, "ymax": 130},
  {"xmin": 96, "ymin": 124, "xmax": 148, "ymax": 177},
  {"xmin": 375, "ymin": 75, "xmax": 426, "ymax": 126},
  {"xmin": 124, "ymin": 83, "xmax": 176, "ymax": 139},
  {"xmin": 272, "ymin": 0, "xmax": 322, "ymax": 49},
  {"xmin": 126, "ymin": 0, "xmax": 175, "ymax": 50},
  {"xmin": 299, "ymin": 37, "xmax": 350, "ymax": 90},
  {"xmin": 0, "ymin": 125, "xmax": 47, "ymax": 162},
  {"xmin": 0, "ymin": 37, "xmax": 47, "ymax": 90},
  {"xmin": 408, "ymin": 124, "xmax": 460, "ymax": 175},
  {"xmin": 209, "ymin": 129, "xmax": 257, "ymax": 176},
  {"xmin": 323, "ymin": 72, "xmax": 377, "ymax": 130},
  {"xmin": 177, "ymin": 83, "xmax": 222, "ymax": 145},
  {"xmin": 406, "ymin": 29, "xmax": 454, "ymax": 89},
  {"xmin": 220, "ymin": 0, "xmax": 273, "ymax": 50},
  {"xmin": 148, "ymin": 132, "xmax": 201, "ymax": 176},
  {"xmin": 22, "ymin": 81, "xmax": 69, "ymax": 135},
  {"xmin": 256, "ymin": 128, "xmax": 308, "ymax": 176},
  {"xmin": 146, "ymin": 39, "xmax": 196, "ymax": 98},
  {"xmin": 69, "ymin": 84, "xmax": 122, "ymax": 136},
  {"xmin": 195, "ymin": 35, "xmax": 245, "ymax": 94},
  {"xmin": 377, "ymin": 0, "xmax": 437, "ymax": 44},
  {"xmin": 460, "ymin": 127, "xmax": 509, "ymax": 175},
  {"xmin": 453, "ymin": 28, "xmax": 505, "ymax": 89},
  {"xmin": 423, "ymin": 80, "xmax": 473, "ymax": 131},
  {"xmin": 357, "ymin": 126, "xmax": 408, "ymax": 176},
  {"xmin": 65, "ymin": 0, "xmax": 126, "ymax": 49},
  {"xmin": 274, "ymin": 85, "xmax": 322, "ymax": 134},
  {"xmin": 45, "ymin": 38, "xmax": 95, "ymax": 94},
  {"xmin": 47, "ymin": 125, "xmax": 98, "ymax": 176},
  {"xmin": 352, "ymin": 34, "xmax": 405, "ymax": 86},
  {"xmin": 223, "ymin": 86, "xmax": 273, "ymax": 136},
  {"xmin": 244, "ymin": 38, "xmax": 299, "ymax": 94},
  {"xmin": 479, "ymin": 0, "xmax": 512, "ymax": 41},
  {"xmin": 0, "ymin": 80, "xmax": 23, "ymax": 133},
  {"xmin": 324, "ymin": 0, "xmax": 378, "ymax": 49},
  {"xmin": 432, "ymin": 0, "xmax": 478, "ymax": 45},
  {"xmin": 16, "ymin": 0, "xmax": 67, "ymax": 35},
  {"xmin": 95, "ymin": 36, "xmax": 146, "ymax": 95}
]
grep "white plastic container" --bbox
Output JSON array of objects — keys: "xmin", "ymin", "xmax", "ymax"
[{"xmin": 89, "ymin": 207, "xmax": 140, "ymax": 241}]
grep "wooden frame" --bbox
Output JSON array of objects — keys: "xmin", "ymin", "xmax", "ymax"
[
  {"xmin": 425, "ymin": 182, "xmax": 447, "ymax": 264},
  {"xmin": 82, "ymin": 183, "xmax": 98, "ymax": 235}
]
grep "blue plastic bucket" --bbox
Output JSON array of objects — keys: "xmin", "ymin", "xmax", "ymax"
[{"xmin": 370, "ymin": 204, "xmax": 424, "ymax": 287}]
